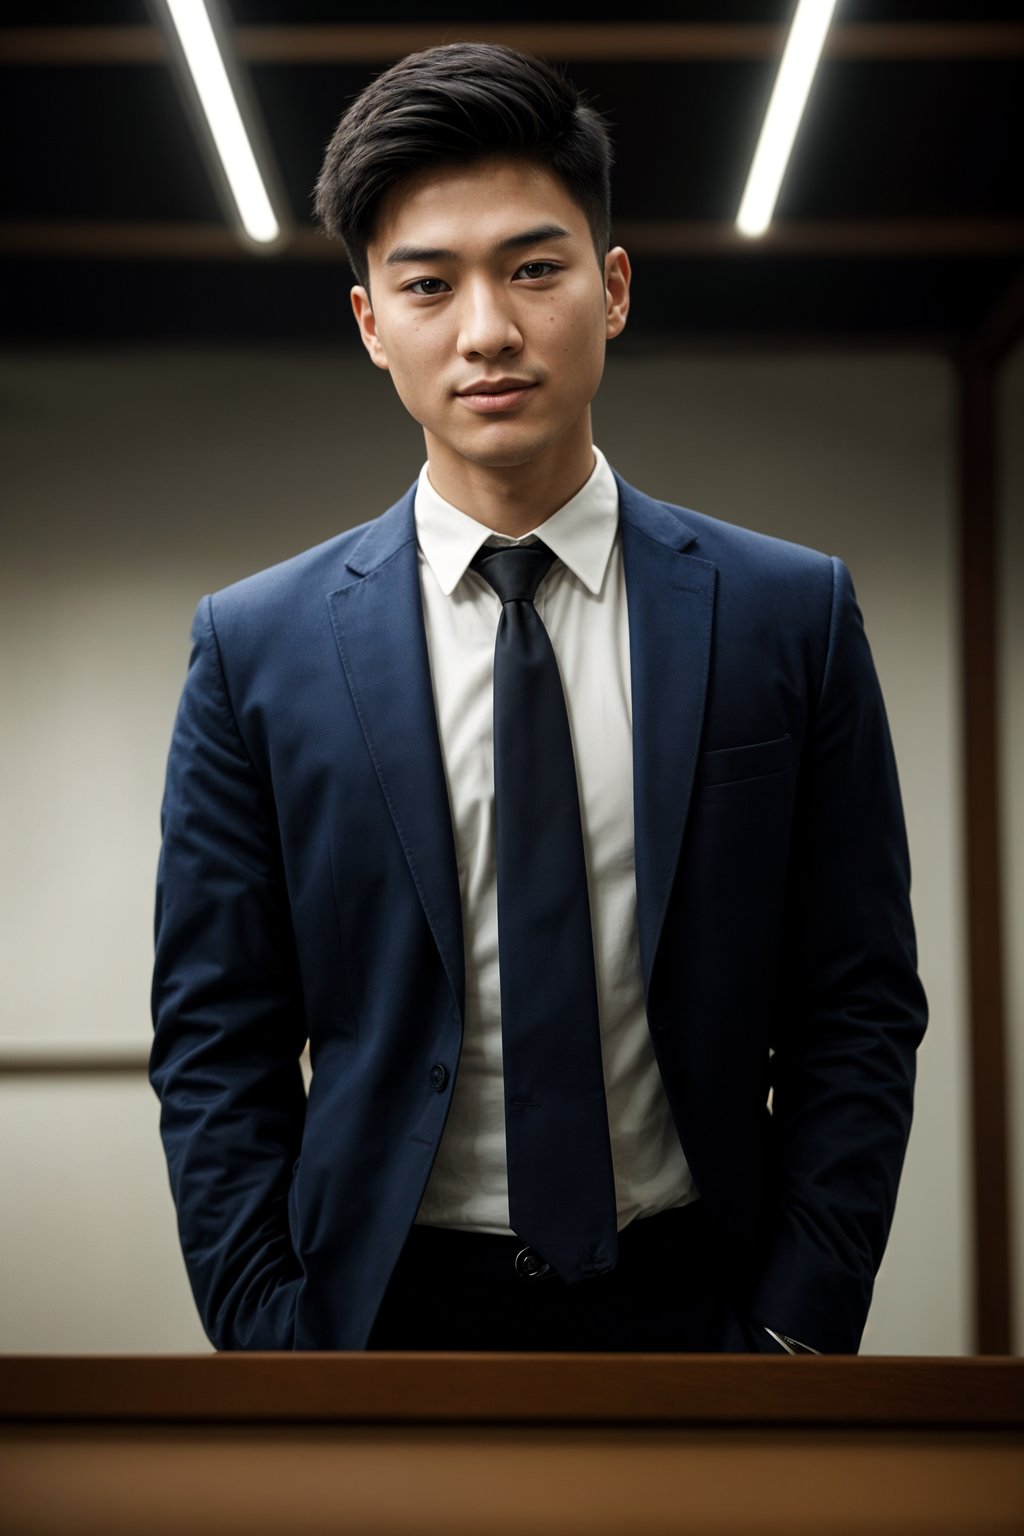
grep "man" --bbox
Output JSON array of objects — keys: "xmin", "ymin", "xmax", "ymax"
[{"xmin": 150, "ymin": 42, "xmax": 927, "ymax": 1354}]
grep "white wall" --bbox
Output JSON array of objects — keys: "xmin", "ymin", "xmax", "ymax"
[{"xmin": 0, "ymin": 346, "xmax": 969, "ymax": 1352}]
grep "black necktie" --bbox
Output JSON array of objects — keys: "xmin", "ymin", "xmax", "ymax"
[{"xmin": 471, "ymin": 541, "xmax": 618, "ymax": 1283}]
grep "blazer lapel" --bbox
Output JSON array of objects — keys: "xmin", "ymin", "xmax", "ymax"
[
  {"xmin": 616, "ymin": 475, "xmax": 717, "ymax": 999},
  {"xmin": 327, "ymin": 490, "xmax": 464, "ymax": 1020}
]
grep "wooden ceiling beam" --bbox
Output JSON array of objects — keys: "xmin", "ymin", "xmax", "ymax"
[{"xmin": 2, "ymin": 23, "xmax": 1024, "ymax": 67}]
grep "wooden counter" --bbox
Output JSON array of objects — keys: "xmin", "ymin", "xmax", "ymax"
[{"xmin": 2, "ymin": 1354, "xmax": 1022, "ymax": 1534}]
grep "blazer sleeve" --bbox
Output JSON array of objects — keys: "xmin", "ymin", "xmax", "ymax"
[
  {"xmin": 749, "ymin": 556, "xmax": 928, "ymax": 1352},
  {"xmin": 150, "ymin": 595, "xmax": 307, "ymax": 1350}
]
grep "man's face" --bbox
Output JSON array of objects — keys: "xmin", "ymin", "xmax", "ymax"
[{"xmin": 351, "ymin": 157, "xmax": 630, "ymax": 482}]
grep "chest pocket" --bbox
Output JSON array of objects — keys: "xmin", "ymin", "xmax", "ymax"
[{"xmin": 696, "ymin": 733, "xmax": 796, "ymax": 789}]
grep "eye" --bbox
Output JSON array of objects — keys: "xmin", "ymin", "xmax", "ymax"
[
  {"xmin": 515, "ymin": 261, "xmax": 559, "ymax": 280},
  {"xmin": 406, "ymin": 277, "xmax": 450, "ymax": 296}
]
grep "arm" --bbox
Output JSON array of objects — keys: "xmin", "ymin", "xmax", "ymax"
[
  {"xmin": 150, "ymin": 595, "xmax": 307, "ymax": 1350},
  {"xmin": 751, "ymin": 557, "xmax": 928, "ymax": 1352}
]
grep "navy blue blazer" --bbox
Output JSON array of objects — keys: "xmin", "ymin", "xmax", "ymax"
[{"xmin": 150, "ymin": 472, "xmax": 927, "ymax": 1352}]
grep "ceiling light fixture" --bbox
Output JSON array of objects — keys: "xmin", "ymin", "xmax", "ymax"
[
  {"xmin": 736, "ymin": 0, "xmax": 840, "ymax": 239},
  {"xmin": 158, "ymin": 0, "xmax": 284, "ymax": 247}
]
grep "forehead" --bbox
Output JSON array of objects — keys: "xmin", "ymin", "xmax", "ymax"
[{"xmin": 368, "ymin": 156, "xmax": 589, "ymax": 259}]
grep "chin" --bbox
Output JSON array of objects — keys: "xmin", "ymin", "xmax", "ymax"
[
  {"xmin": 461, "ymin": 445, "xmax": 547, "ymax": 470},
  {"xmin": 450, "ymin": 423, "xmax": 571, "ymax": 471}
]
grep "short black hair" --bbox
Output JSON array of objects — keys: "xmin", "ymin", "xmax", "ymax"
[{"xmin": 314, "ymin": 42, "xmax": 613, "ymax": 289}]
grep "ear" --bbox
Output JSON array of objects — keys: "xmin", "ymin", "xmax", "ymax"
[
  {"xmin": 351, "ymin": 285, "xmax": 390, "ymax": 371},
  {"xmin": 604, "ymin": 246, "xmax": 631, "ymax": 340}
]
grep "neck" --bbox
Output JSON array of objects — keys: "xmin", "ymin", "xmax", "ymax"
[{"xmin": 424, "ymin": 428, "xmax": 596, "ymax": 538}]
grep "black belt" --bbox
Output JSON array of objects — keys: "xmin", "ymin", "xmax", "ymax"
[{"xmin": 405, "ymin": 1200, "xmax": 706, "ymax": 1284}]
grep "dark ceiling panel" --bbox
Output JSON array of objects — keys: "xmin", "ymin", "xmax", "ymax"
[
  {"xmin": 779, "ymin": 60, "xmax": 1022, "ymax": 219},
  {"xmin": 0, "ymin": 65, "xmax": 222, "ymax": 221},
  {"xmin": 5, "ymin": 53, "xmax": 1020, "ymax": 227},
  {"xmin": 1, "ymin": 4, "xmax": 148, "ymax": 21},
  {"xmin": 242, "ymin": 58, "xmax": 783, "ymax": 226},
  {"xmin": 548, "ymin": 60, "xmax": 779, "ymax": 222},
  {"xmin": 1, "ymin": 8, "xmax": 1021, "ymax": 343},
  {"xmin": 198, "ymin": 4, "xmax": 800, "ymax": 25},
  {"xmin": 242, "ymin": 53, "xmax": 1024, "ymax": 226},
  {"xmin": 841, "ymin": 1, "xmax": 1023, "ymax": 19},
  {"xmin": 4, "ymin": 3, "xmax": 1023, "ymax": 25},
  {"xmin": 246, "ymin": 63, "xmax": 375, "ymax": 225}
]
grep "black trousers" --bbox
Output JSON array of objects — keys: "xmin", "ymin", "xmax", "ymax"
[{"xmin": 366, "ymin": 1202, "xmax": 762, "ymax": 1352}]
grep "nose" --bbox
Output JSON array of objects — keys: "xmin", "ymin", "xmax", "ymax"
[{"xmin": 456, "ymin": 278, "xmax": 523, "ymax": 360}]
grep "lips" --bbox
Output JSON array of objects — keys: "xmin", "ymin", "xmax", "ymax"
[
  {"xmin": 459, "ymin": 378, "xmax": 534, "ymax": 395},
  {"xmin": 456, "ymin": 380, "xmax": 537, "ymax": 413}
]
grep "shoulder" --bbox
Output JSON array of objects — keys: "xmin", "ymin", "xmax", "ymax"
[
  {"xmin": 615, "ymin": 472, "xmax": 840, "ymax": 605},
  {"xmin": 202, "ymin": 486, "xmax": 417, "ymax": 643},
  {"xmin": 674, "ymin": 503, "xmax": 830, "ymax": 572}
]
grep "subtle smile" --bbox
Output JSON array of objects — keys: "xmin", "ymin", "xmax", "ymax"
[{"xmin": 456, "ymin": 381, "xmax": 537, "ymax": 414}]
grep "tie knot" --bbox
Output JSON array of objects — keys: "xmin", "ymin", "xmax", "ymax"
[{"xmin": 470, "ymin": 542, "xmax": 557, "ymax": 606}]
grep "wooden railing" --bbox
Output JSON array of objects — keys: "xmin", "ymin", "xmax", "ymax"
[{"xmin": 2, "ymin": 1354, "xmax": 1022, "ymax": 1534}]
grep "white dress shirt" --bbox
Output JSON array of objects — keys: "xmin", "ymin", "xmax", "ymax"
[{"xmin": 414, "ymin": 447, "xmax": 695, "ymax": 1235}]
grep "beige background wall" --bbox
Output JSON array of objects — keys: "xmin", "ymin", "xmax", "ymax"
[
  {"xmin": 0, "ymin": 344, "xmax": 972, "ymax": 1353},
  {"xmin": 999, "ymin": 342, "xmax": 1024, "ymax": 1356}
]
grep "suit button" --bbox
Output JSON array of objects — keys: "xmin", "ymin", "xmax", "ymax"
[
  {"xmin": 428, "ymin": 1063, "xmax": 449, "ymax": 1092},
  {"xmin": 515, "ymin": 1247, "xmax": 551, "ymax": 1279}
]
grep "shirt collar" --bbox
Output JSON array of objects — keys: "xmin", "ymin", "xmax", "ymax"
[{"xmin": 414, "ymin": 446, "xmax": 620, "ymax": 598}]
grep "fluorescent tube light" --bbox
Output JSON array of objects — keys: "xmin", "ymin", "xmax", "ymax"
[
  {"xmin": 736, "ymin": 0, "xmax": 840, "ymax": 238},
  {"xmin": 163, "ymin": 0, "xmax": 281, "ymax": 246}
]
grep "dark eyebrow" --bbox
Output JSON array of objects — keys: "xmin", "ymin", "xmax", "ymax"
[
  {"xmin": 495, "ymin": 223, "xmax": 572, "ymax": 253},
  {"xmin": 383, "ymin": 223, "xmax": 572, "ymax": 267},
  {"xmin": 384, "ymin": 243, "xmax": 457, "ymax": 266}
]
